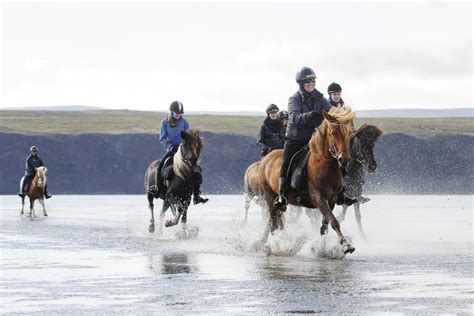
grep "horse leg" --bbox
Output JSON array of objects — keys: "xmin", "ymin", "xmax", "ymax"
[
  {"xmin": 165, "ymin": 201, "xmax": 182, "ymax": 227},
  {"xmin": 147, "ymin": 193, "xmax": 155, "ymax": 233},
  {"xmin": 158, "ymin": 200, "xmax": 170, "ymax": 235},
  {"xmin": 317, "ymin": 199, "xmax": 355, "ymax": 254},
  {"xmin": 354, "ymin": 202, "xmax": 367, "ymax": 241},
  {"xmin": 21, "ymin": 197, "xmax": 25, "ymax": 216},
  {"xmin": 39, "ymin": 198, "xmax": 47, "ymax": 216},
  {"xmin": 338, "ymin": 204, "xmax": 349, "ymax": 222},
  {"xmin": 320, "ymin": 217, "xmax": 328, "ymax": 235},
  {"xmin": 243, "ymin": 194, "xmax": 252, "ymax": 225},
  {"xmin": 29, "ymin": 199, "xmax": 35, "ymax": 218}
]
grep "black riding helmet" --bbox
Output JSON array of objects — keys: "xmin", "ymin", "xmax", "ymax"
[
  {"xmin": 295, "ymin": 66, "xmax": 317, "ymax": 83},
  {"xmin": 30, "ymin": 146, "xmax": 38, "ymax": 152},
  {"xmin": 278, "ymin": 110, "xmax": 289, "ymax": 120},
  {"xmin": 266, "ymin": 103, "xmax": 280, "ymax": 114},
  {"xmin": 169, "ymin": 101, "xmax": 184, "ymax": 114},
  {"xmin": 328, "ymin": 82, "xmax": 342, "ymax": 94}
]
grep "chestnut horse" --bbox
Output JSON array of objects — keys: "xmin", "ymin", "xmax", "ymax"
[
  {"xmin": 258, "ymin": 106, "xmax": 356, "ymax": 254},
  {"xmin": 144, "ymin": 129, "xmax": 203, "ymax": 234},
  {"xmin": 20, "ymin": 166, "xmax": 48, "ymax": 217},
  {"xmin": 243, "ymin": 161, "xmax": 266, "ymax": 224}
]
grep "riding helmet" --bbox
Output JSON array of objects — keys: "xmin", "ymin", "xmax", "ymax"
[
  {"xmin": 278, "ymin": 110, "xmax": 289, "ymax": 120},
  {"xmin": 328, "ymin": 82, "xmax": 342, "ymax": 94},
  {"xmin": 295, "ymin": 66, "xmax": 317, "ymax": 83},
  {"xmin": 169, "ymin": 101, "xmax": 184, "ymax": 114},
  {"xmin": 266, "ymin": 103, "xmax": 280, "ymax": 114},
  {"xmin": 30, "ymin": 146, "xmax": 38, "ymax": 152}
]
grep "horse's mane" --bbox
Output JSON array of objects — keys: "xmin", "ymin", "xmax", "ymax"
[
  {"xmin": 354, "ymin": 124, "xmax": 383, "ymax": 145},
  {"xmin": 173, "ymin": 129, "xmax": 203, "ymax": 180},
  {"xmin": 36, "ymin": 166, "xmax": 47, "ymax": 178},
  {"xmin": 309, "ymin": 106, "xmax": 355, "ymax": 157}
]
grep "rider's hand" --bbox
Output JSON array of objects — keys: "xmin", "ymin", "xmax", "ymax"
[{"xmin": 310, "ymin": 110, "xmax": 322, "ymax": 119}]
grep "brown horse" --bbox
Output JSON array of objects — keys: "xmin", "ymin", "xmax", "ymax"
[
  {"xmin": 243, "ymin": 161, "xmax": 266, "ymax": 224},
  {"xmin": 20, "ymin": 166, "xmax": 48, "ymax": 218},
  {"xmin": 144, "ymin": 129, "xmax": 203, "ymax": 234},
  {"xmin": 258, "ymin": 106, "xmax": 356, "ymax": 254}
]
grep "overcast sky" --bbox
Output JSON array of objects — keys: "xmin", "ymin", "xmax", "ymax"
[{"xmin": 1, "ymin": 1, "xmax": 472, "ymax": 112}]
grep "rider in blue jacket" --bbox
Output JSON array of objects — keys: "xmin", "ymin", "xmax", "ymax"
[{"xmin": 149, "ymin": 101, "xmax": 208, "ymax": 204}]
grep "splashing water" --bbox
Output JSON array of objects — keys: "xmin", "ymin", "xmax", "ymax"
[
  {"xmin": 262, "ymin": 230, "xmax": 307, "ymax": 256},
  {"xmin": 310, "ymin": 234, "xmax": 348, "ymax": 259}
]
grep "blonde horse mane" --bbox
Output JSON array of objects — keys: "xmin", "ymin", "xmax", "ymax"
[
  {"xmin": 173, "ymin": 145, "xmax": 192, "ymax": 180},
  {"xmin": 309, "ymin": 106, "xmax": 355, "ymax": 157},
  {"xmin": 35, "ymin": 166, "xmax": 47, "ymax": 186}
]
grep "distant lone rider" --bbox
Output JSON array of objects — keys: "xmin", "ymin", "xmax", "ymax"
[
  {"xmin": 148, "ymin": 101, "xmax": 208, "ymax": 205},
  {"xmin": 256, "ymin": 104, "xmax": 286, "ymax": 157},
  {"xmin": 18, "ymin": 146, "xmax": 52, "ymax": 199}
]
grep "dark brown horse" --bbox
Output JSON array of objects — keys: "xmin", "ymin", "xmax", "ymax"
[
  {"xmin": 243, "ymin": 161, "xmax": 266, "ymax": 224},
  {"xmin": 20, "ymin": 166, "xmax": 48, "ymax": 217},
  {"xmin": 258, "ymin": 106, "xmax": 356, "ymax": 254},
  {"xmin": 144, "ymin": 129, "xmax": 203, "ymax": 234},
  {"xmin": 338, "ymin": 124, "xmax": 383, "ymax": 239}
]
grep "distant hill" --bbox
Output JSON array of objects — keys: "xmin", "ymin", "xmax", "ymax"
[
  {"xmin": 2, "ymin": 106, "xmax": 473, "ymax": 117},
  {"xmin": 0, "ymin": 109, "xmax": 472, "ymax": 136}
]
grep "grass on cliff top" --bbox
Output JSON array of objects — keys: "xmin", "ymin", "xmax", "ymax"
[{"xmin": 0, "ymin": 109, "xmax": 472, "ymax": 136}]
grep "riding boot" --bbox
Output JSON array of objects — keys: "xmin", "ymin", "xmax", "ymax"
[
  {"xmin": 336, "ymin": 187, "xmax": 357, "ymax": 206},
  {"xmin": 273, "ymin": 177, "xmax": 288, "ymax": 210},
  {"xmin": 193, "ymin": 187, "xmax": 209, "ymax": 205},
  {"xmin": 44, "ymin": 185, "xmax": 52, "ymax": 199},
  {"xmin": 358, "ymin": 195, "xmax": 371, "ymax": 204}
]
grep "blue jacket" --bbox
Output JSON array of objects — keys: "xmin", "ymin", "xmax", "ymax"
[
  {"xmin": 159, "ymin": 115, "xmax": 190, "ymax": 151},
  {"xmin": 286, "ymin": 89, "xmax": 331, "ymax": 142}
]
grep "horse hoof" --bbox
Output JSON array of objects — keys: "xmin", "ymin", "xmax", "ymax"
[
  {"xmin": 343, "ymin": 244, "xmax": 355, "ymax": 254},
  {"xmin": 165, "ymin": 220, "xmax": 172, "ymax": 227},
  {"xmin": 320, "ymin": 225, "xmax": 328, "ymax": 236},
  {"xmin": 148, "ymin": 225, "xmax": 155, "ymax": 233}
]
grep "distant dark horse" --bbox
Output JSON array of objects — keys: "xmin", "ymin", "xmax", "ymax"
[
  {"xmin": 258, "ymin": 106, "xmax": 356, "ymax": 254},
  {"xmin": 20, "ymin": 166, "xmax": 48, "ymax": 218},
  {"xmin": 338, "ymin": 124, "xmax": 383, "ymax": 239},
  {"xmin": 144, "ymin": 129, "xmax": 203, "ymax": 234}
]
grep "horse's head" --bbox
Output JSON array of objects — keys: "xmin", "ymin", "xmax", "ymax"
[
  {"xmin": 351, "ymin": 124, "xmax": 383, "ymax": 172},
  {"xmin": 319, "ymin": 106, "xmax": 355, "ymax": 169},
  {"xmin": 179, "ymin": 129, "xmax": 203, "ymax": 167},
  {"xmin": 35, "ymin": 166, "xmax": 47, "ymax": 188}
]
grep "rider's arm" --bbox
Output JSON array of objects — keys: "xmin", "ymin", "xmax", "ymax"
[
  {"xmin": 159, "ymin": 120, "xmax": 172, "ymax": 150},
  {"xmin": 288, "ymin": 95, "xmax": 322, "ymax": 127}
]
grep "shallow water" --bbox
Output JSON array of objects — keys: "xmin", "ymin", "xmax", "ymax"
[{"xmin": 1, "ymin": 195, "xmax": 473, "ymax": 314}]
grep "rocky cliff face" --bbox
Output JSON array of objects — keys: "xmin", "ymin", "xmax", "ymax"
[{"xmin": 1, "ymin": 132, "xmax": 472, "ymax": 194}]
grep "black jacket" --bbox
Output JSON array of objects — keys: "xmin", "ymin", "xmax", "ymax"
[
  {"xmin": 25, "ymin": 154, "xmax": 44, "ymax": 175},
  {"xmin": 286, "ymin": 89, "xmax": 331, "ymax": 142},
  {"xmin": 257, "ymin": 117, "xmax": 286, "ymax": 153}
]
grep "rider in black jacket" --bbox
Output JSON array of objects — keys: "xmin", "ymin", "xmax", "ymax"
[
  {"xmin": 18, "ymin": 146, "xmax": 52, "ymax": 199},
  {"xmin": 257, "ymin": 104, "xmax": 286, "ymax": 157}
]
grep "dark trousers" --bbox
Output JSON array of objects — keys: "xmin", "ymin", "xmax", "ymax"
[
  {"xmin": 21, "ymin": 173, "xmax": 35, "ymax": 192},
  {"xmin": 156, "ymin": 148, "xmax": 178, "ymax": 185},
  {"xmin": 279, "ymin": 139, "xmax": 307, "ymax": 178}
]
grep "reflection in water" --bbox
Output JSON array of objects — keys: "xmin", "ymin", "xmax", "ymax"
[
  {"xmin": 147, "ymin": 253, "xmax": 197, "ymax": 275},
  {"xmin": 162, "ymin": 253, "xmax": 195, "ymax": 275}
]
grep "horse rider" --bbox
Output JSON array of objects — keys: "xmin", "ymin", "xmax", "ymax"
[
  {"xmin": 18, "ymin": 146, "xmax": 52, "ymax": 199},
  {"xmin": 273, "ymin": 66, "xmax": 356, "ymax": 210},
  {"xmin": 148, "ymin": 101, "xmax": 208, "ymax": 205},
  {"xmin": 256, "ymin": 104, "xmax": 286, "ymax": 157},
  {"xmin": 278, "ymin": 110, "xmax": 289, "ymax": 129},
  {"xmin": 328, "ymin": 82, "xmax": 345, "ymax": 107}
]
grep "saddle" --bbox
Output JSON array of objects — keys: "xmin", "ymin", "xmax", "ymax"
[{"xmin": 287, "ymin": 145, "xmax": 310, "ymax": 190}]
